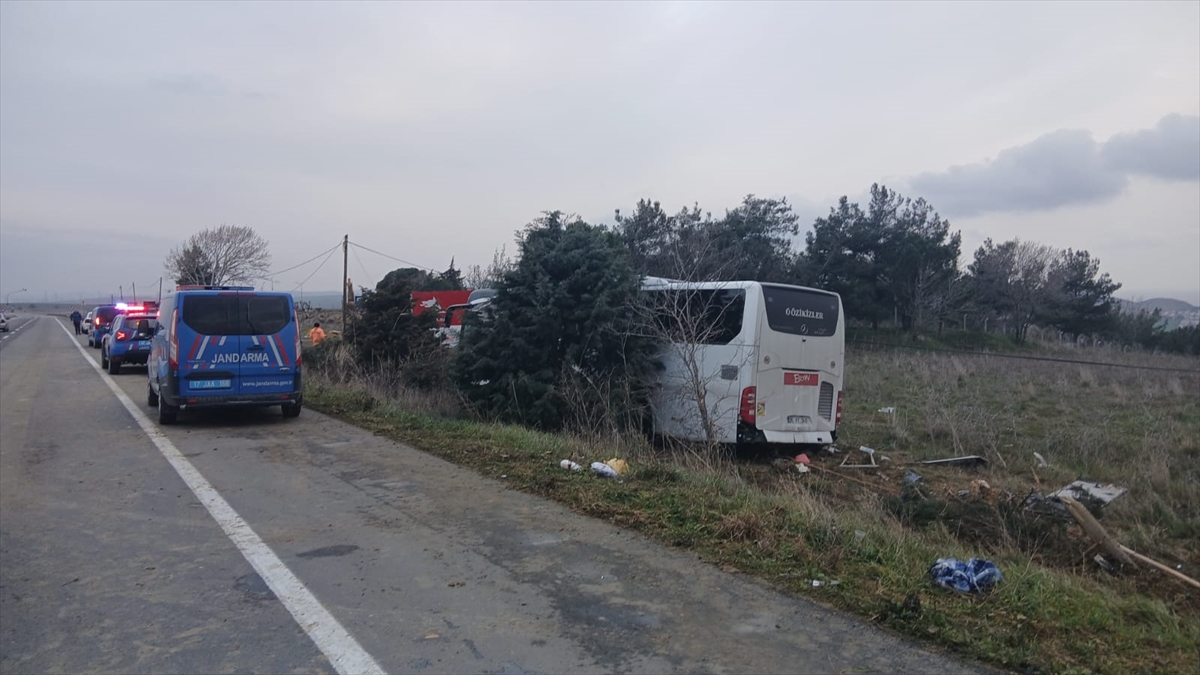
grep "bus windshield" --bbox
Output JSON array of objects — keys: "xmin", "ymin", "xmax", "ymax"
[{"xmin": 761, "ymin": 285, "xmax": 840, "ymax": 337}]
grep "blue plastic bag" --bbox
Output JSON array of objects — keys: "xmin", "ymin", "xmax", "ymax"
[{"xmin": 929, "ymin": 557, "xmax": 1003, "ymax": 593}]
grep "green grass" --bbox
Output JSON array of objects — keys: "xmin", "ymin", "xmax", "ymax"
[{"xmin": 303, "ymin": 344, "xmax": 1200, "ymax": 674}]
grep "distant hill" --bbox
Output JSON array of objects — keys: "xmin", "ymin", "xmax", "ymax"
[
  {"xmin": 1119, "ymin": 297, "xmax": 1200, "ymax": 314},
  {"xmin": 1117, "ymin": 297, "xmax": 1200, "ymax": 330}
]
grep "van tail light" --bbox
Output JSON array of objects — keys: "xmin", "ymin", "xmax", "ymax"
[
  {"xmin": 293, "ymin": 309, "xmax": 302, "ymax": 366},
  {"xmin": 739, "ymin": 386, "xmax": 757, "ymax": 425},
  {"xmin": 94, "ymin": 317, "xmax": 101, "ymax": 326},
  {"xmin": 115, "ymin": 330, "xmax": 127, "ymax": 341},
  {"xmin": 836, "ymin": 390, "xmax": 844, "ymax": 424},
  {"xmin": 168, "ymin": 307, "xmax": 179, "ymax": 369}
]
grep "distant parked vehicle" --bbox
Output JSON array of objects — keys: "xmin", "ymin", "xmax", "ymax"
[
  {"xmin": 0, "ymin": 313, "xmax": 8, "ymax": 332},
  {"xmin": 87, "ymin": 306, "xmax": 119, "ymax": 347},
  {"xmin": 101, "ymin": 313, "xmax": 156, "ymax": 374}
]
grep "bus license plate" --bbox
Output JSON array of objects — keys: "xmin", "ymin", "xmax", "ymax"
[
  {"xmin": 192, "ymin": 379, "xmax": 231, "ymax": 390},
  {"xmin": 784, "ymin": 372, "xmax": 819, "ymax": 386}
]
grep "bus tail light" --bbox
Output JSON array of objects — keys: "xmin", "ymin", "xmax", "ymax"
[
  {"xmin": 835, "ymin": 391, "xmax": 843, "ymax": 424},
  {"xmin": 739, "ymin": 387, "xmax": 757, "ymax": 425},
  {"xmin": 168, "ymin": 307, "xmax": 179, "ymax": 369}
]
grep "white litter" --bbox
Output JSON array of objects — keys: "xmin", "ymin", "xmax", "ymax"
[{"xmin": 1049, "ymin": 480, "xmax": 1126, "ymax": 506}]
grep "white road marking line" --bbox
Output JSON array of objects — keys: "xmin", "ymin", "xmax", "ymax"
[
  {"xmin": 55, "ymin": 318, "xmax": 385, "ymax": 675},
  {"xmin": 1, "ymin": 318, "xmax": 33, "ymax": 340}
]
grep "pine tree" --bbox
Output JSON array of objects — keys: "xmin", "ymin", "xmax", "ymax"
[
  {"xmin": 350, "ymin": 267, "xmax": 441, "ymax": 371},
  {"xmin": 453, "ymin": 212, "xmax": 657, "ymax": 430}
]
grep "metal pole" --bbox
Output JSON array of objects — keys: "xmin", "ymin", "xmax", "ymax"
[{"xmin": 342, "ymin": 234, "xmax": 349, "ymax": 332}]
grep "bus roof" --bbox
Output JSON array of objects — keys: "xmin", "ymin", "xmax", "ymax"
[{"xmin": 640, "ymin": 277, "xmax": 839, "ymax": 297}]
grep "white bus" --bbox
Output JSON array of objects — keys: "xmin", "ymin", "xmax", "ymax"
[
  {"xmin": 445, "ymin": 278, "xmax": 845, "ymax": 445},
  {"xmin": 640, "ymin": 278, "xmax": 844, "ymax": 445}
]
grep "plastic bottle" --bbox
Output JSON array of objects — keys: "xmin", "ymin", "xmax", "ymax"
[
  {"xmin": 590, "ymin": 462, "xmax": 619, "ymax": 478},
  {"xmin": 560, "ymin": 459, "xmax": 583, "ymax": 471}
]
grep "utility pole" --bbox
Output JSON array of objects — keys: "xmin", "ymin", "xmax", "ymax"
[
  {"xmin": 342, "ymin": 234, "xmax": 349, "ymax": 331},
  {"xmin": 132, "ymin": 282, "xmax": 136, "ymax": 303}
]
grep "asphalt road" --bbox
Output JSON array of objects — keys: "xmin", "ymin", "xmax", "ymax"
[{"xmin": 1, "ymin": 315, "xmax": 989, "ymax": 675}]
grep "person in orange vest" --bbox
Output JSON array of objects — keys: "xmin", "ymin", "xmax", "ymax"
[{"xmin": 308, "ymin": 322, "xmax": 327, "ymax": 346}]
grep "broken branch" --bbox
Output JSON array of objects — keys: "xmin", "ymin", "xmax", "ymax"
[
  {"xmin": 1118, "ymin": 545, "xmax": 1200, "ymax": 590},
  {"xmin": 1059, "ymin": 495, "xmax": 1134, "ymax": 567}
]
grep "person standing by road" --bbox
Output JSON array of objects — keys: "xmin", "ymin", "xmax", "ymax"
[
  {"xmin": 308, "ymin": 322, "xmax": 326, "ymax": 346},
  {"xmin": 70, "ymin": 309, "xmax": 83, "ymax": 335}
]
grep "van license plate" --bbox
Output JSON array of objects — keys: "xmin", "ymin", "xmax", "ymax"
[
  {"xmin": 192, "ymin": 379, "xmax": 231, "ymax": 390},
  {"xmin": 787, "ymin": 415, "xmax": 812, "ymax": 425}
]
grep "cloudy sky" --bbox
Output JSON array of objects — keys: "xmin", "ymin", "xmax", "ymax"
[{"xmin": 2, "ymin": 1, "xmax": 1198, "ymax": 305}]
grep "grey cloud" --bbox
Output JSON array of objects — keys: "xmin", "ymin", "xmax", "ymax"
[
  {"xmin": 910, "ymin": 115, "xmax": 1200, "ymax": 217},
  {"xmin": 1102, "ymin": 113, "xmax": 1200, "ymax": 181}
]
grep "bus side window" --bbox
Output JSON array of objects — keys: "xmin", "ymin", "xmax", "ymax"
[{"xmin": 644, "ymin": 289, "xmax": 745, "ymax": 345}]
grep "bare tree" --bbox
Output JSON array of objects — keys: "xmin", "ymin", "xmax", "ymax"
[
  {"xmin": 165, "ymin": 224, "xmax": 272, "ymax": 286},
  {"xmin": 967, "ymin": 238, "xmax": 1056, "ymax": 342},
  {"xmin": 634, "ymin": 249, "xmax": 753, "ymax": 449},
  {"xmin": 463, "ymin": 245, "xmax": 516, "ymax": 289},
  {"xmin": 1009, "ymin": 240, "xmax": 1055, "ymax": 343}
]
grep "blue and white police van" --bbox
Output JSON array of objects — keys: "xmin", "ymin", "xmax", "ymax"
[{"xmin": 147, "ymin": 285, "xmax": 303, "ymax": 424}]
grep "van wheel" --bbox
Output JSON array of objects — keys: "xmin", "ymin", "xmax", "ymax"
[
  {"xmin": 107, "ymin": 356, "xmax": 120, "ymax": 375},
  {"xmin": 158, "ymin": 395, "xmax": 178, "ymax": 425},
  {"xmin": 282, "ymin": 402, "xmax": 302, "ymax": 419},
  {"xmin": 147, "ymin": 382, "xmax": 159, "ymax": 407},
  {"xmin": 100, "ymin": 349, "xmax": 109, "ymax": 369}
]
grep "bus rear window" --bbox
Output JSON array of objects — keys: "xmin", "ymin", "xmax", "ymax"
[{"xmin": 762, "ymin": 285, "xmax": 840, "ymax": 337}]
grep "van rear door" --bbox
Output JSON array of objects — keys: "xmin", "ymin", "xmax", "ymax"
[
  {"xmin": 178, "ymin": 293, "xmax": 244, "ymax": 398},
  {"xmin": 238, "ymin": 293, "xmax": 298, "ymax": 396}
]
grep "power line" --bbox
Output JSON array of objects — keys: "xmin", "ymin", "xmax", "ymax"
[
  {"xmin": 291, "ymin": 245, "xmax": 341, "ymax": 291},
  {"xmin": 850, "ymin": 338, "xmax": 1200, "ymax": 374},
  {"xmin": 348, "ymin": 241, "xmax": 438, "ymax": 273},
  {"xmin": 350, "ymin": 245, "xmax": 375, "ymax": 288},
  {"xmin": 267, "ymin": 239, "xmax": 343, "ymax": 276}
]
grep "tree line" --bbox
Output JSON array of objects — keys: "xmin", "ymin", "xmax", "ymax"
[
  {"xmin": 166, "ymin": 189, "xmax": 1198, "ymax": 431},
  {"xmin": 612, "ymin": 184, "xmax": 1162, "ymax": 347}
]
